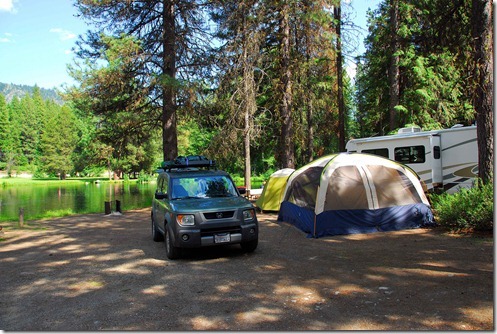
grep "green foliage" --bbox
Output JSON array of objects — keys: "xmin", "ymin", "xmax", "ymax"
[
  {"xmin": 0, "ymin": 85, "xmax": 160, "ymax": 178},
  {"xmin": 231, "ymin": 175, "xmax": 265, "ymax": 188},
  {"xmin": 177, "ymin": 119, "xmax": 215, "ymax": 157},
  {"xmin": 136, "ymin": 171, "xmax": 153, "ymax": 183},
  {"xmin": 0, "ymin": 90, "xmax": 81, "ymax": 176},
  {"xmin": 0, "ymin": 94, "xmax": 8, "ymax": 150},
  {"xmin": 66, "ymin": 33, "xmax": 162, "ymax": 177},
  {"xmin": 39, "ymin": 104, "xmax": 78, "ymax": 178},
  {"xmin": 430, "ymin": 181, "xmax": 494, "ymax": 232},
  {"xmin": 402, "ymin": 53, "xmax": 474, "ymax": 129},
  {"xmin": 355, "ymin": 0, "xmax": 475, "ymax": 136},
  {"xmin": 3, "ymin": 0, "xmax": 481, "ymax": 182}
]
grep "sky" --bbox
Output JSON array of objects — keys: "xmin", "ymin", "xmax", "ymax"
[{"xmin": 0, "ymin": 0, "xmax": 381, "ymax": 90}]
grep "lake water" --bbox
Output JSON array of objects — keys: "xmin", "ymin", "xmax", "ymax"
[{"xmin": 0, "ymin": 181, "xmax": 156, "ymax": 222}]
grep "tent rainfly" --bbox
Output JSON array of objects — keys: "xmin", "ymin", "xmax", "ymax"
[
  {"xmin": 277, "ymin": 153, "xmax": 435, "ymax": 238},
  {"xmin": 256, "ymin": 168, "xmax": 295, "ymax": 211}
]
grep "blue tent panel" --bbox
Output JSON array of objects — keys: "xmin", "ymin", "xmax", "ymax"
[
  {"xmin": 278, "ymin": 201, "xmax": 315, "ymax": 235},
  {"xmin": 278, "ymin": 201, "xmax": 435, "ymax": 238}
]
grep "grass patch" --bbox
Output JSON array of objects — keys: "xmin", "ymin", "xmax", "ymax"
[
  {"xmin": 232, "ymin": 175, "xmax": 266, "ymax": 189},
  {"xmin": 0, "ymin": 209, "xmax": 83, "ymax": 224},
  {"xmin": 0, "ymin": 177, "xmax": 131, "ymax": 188},
  {"xmin": 38, "ymin": 209, "xmax": 76, "ymax": 219}
]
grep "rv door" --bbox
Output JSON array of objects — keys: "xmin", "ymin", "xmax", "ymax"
[{"xmin": 431, "ymin": 135, "xmax": 443, "ymax": 189}]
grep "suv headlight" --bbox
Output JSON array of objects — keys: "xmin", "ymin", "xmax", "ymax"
[
  {"xmin": 242, "ymin": 209, "xmax": 255, "ymax": 222},
  {"xmin": 176, "ymin": 214, "xmax": 195, "ymax": 226}
]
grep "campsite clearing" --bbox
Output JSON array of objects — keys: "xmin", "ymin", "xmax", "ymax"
[{"xmin": 0, "ymin": 209, "xmax": 493, "ymax": 330}]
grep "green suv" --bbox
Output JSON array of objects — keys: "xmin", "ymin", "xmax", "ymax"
[{"xmin": 151, "ymin": 156, "xmax": 259, "ymax": 259}]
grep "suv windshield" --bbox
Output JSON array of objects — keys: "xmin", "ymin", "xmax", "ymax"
[{"xmin": 171, "ymin": 175, "xmax": 238, "ymax": 199}]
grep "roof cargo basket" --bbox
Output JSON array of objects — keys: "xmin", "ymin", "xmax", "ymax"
[{"xmin": 160, "ymin": 155, "xmax": 216, "ymax": 171}]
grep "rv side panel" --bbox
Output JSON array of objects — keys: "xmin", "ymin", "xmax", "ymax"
[
  {"xmin": 345, "ymin": 126, "xmax": 478, "ymax": 193},
  {"xmin": 438, "ymin": 127, "xmax": 478, "ymax": 192}
]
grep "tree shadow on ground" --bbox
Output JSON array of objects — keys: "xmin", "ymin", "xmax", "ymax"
[{"xmin": 0, "ymin": 209, "xmax": 493, "ymax": 330}]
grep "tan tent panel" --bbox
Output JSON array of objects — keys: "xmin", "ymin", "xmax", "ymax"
[
  {"xmin": 255, "ymin": 168, "xmax": 294, "ymax": 211},
  {"xmin": 316, "ymin": 153, "xmax": 429, "ymax": 214}
]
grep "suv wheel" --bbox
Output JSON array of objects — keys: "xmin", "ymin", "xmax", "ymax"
[
  {"xmin": 151, "ymin": 215, "xmax": 164, "ymax": 242},
  {"xmin": 241, "ymin": 239, "xmax": 258, "ymax": 253},
  {"xmin": 165, "ymin": 228, "xmax": 181, "ymax": 260}
]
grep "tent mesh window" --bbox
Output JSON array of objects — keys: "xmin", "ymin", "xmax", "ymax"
[
  {"xmin": 286, "ymin": 167, "xmax": 322, "ymax": 210},
  {"xmin": 324, "ymin": 166, "xmax": 369, "ymax": 211}
]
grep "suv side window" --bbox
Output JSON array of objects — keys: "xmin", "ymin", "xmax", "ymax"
[{"xmin": 157, "ymin": 174, "xmax": 169, "ymax": 195}]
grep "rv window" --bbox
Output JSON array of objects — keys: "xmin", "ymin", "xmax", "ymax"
[
  {"xmin": 362, "ymin": 148, "xmax": 389, "ymax": 159},
  {"xmin": 394, "ymin": 145, "xmax": 425, "ymax": 164}
]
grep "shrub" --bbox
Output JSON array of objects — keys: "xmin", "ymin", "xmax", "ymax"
[
  {"xmin": 430, "ymin": 180, "xmax": 494, "ymax": 232},
  {"xmin": 231, "ymin": 175, "xmax": 265, "ymax": 188},
  {"xmin": 137, "ymin": 171, "xmax": 153, "ymax": 183}
]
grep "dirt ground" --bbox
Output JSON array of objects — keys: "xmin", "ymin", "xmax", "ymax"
[{"xmin": 0, "ymin": 208, "xmax": 493, "ymax": 331}]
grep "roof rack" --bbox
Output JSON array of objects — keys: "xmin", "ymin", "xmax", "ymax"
[{"xmin": 160, "ymin": 155, "xmax": 216, "ymax": 171}]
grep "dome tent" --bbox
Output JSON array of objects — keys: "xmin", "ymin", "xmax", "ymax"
[
  {"xmin": 277, "ymin": 153, "xmax": 434, "ymax": 238},
  {"xmin": 256, "ymin": 168, "xmax": 295, "ymax": 211}
]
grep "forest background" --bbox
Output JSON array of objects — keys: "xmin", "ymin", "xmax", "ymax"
[{"xmin": 0, "ymin": 0, "xmax": 493, "ymax": 189}]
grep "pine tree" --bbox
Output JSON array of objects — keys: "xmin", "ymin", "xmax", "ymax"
[
  {"xmin": 355, "ymin": 0, "xmax": 475, "ymax": 136},
  {"xmin": 39, "ymin": 104, "xmax": 78, "ymax": 179},
  {"xmin": 0, "ymin": 94, "xmax": 9, "ymax": 157},
  {"xmin": 472, "ymin": 0, "xmax": 493, "ymax": 183},
  {"xmin": 73, "ymin": 0, "xmax": 212, "ymax": 161},
  {"xmin": 7, "ymin": 97, "xmax": 22, "ymax": 167}
]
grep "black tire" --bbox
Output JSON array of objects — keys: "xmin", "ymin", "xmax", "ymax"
[
  {"xmin": 240, "ymin": 239, "xmax": 258, "ymax": 253},
  {"xmin": 165, "ymin": 228, "xmax": 181, "ymax": 260},
  {"xmin": 151, "ymin": 215, "xmax": 164, "ymax": 242}
]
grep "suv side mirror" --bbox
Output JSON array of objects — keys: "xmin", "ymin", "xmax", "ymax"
[{"xmin": 155, "ymin": 192, "xmax": 168, "ymax": 200}]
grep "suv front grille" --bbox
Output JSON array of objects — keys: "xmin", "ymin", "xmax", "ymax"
[
  {"xmin": 200, "ymin": 226, "xmax": 241, "ymax": 237},
  {"xmin": 203, "ymin": 211, "xmax": 235, "ymax": 220}
]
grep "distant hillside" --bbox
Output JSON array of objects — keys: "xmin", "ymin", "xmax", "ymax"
[{"xmin": 0, "ymin": 82, "xmax": 64, "ymax": 104}]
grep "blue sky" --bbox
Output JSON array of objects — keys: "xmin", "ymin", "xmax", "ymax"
[
  {"xmin": 0, "ymin": 0, "xmax": 88, "ymax": 88},
  {"xmin": 0, "ymin": 0, "xmax": 380, "ymax": 89}
]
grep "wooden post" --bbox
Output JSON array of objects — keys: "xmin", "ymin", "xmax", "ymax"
[
  {"xmin": 19, "ymin": 207, "xmax": 24, "ymax": 228},
  {"xmin": 104, "ymin": 201, "xmax": 111, "ymax": 215}
]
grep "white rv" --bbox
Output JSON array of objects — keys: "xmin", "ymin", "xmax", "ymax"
[{"xmin": 345, "ymin": 125, "xmax": 478, "ymax": 193}]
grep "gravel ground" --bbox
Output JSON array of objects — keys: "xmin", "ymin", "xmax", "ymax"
[{"xmin": 0, "ymin": 208, "xmax": 493, "ymax": 331}]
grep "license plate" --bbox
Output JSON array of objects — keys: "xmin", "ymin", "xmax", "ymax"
[{"xmin": 214, "ymin": 233, "xmax": 230, "ymax": 243}]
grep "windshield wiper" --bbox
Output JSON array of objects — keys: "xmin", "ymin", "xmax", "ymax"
[
  {"xmin": 209, "ymin": 193, "xmax": 235, "ymax": 198},
  {"xmin": 173, "ymin": 196, "xmax": 201, "ymax": 200}
]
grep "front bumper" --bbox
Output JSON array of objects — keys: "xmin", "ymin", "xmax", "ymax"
[{"xmin": 173, "ymin": 221, "xmax": 258, "ymax": 248}]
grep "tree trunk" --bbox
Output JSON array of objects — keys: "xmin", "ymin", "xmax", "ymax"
[
  {"xmin": 239, "ymin": 1, "xmax": 257, "ymax": 190},
  {"xmin": 162, "ymin": 0, "xmax": 178, "ymax": 161},
  {"xmin": 388, "ymin": 0, "xmax": 400, "ymax": 131},
  {"xmin": 306, "ymin": 92, "xmax": 314, "ymax": 162},
  {"xmin": 278, "ymin": 2, "xmax": 295, "ymax": 169},
  {"xmin": 243, "ymin": 50, "xmax": 253, "ymax": 190},
  {"xmin": 334, "ymin": 4, "xmax": 345, "ymax": 152},
  {"xmin": 302, "ymin": 0, "xmax": 314, "ymax": 163},
  {"xmin": 472, "ymin": 0, "xmax": 493, "ymax": 184},
  {"xmin": 244, "ymin": 101, "xmax": 252, "ymax": 190}
]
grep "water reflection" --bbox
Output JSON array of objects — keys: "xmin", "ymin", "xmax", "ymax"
[{"xmin": 0, "ymin": 182, "xmax": 156, "ymax": 221}]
